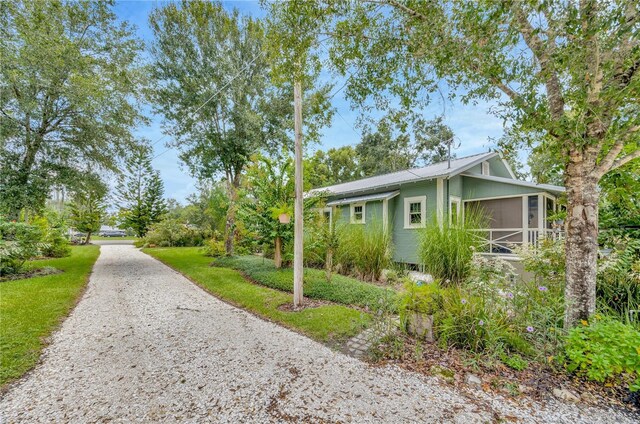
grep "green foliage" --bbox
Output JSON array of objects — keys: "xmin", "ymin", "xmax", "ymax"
[
  {"xmin": 68, "ymin": 183, "xmax": 106, "ymax": 245},
  {"xmin": 30, "ymin": 212, "xmax": 70, "ymax": 258},
  {"xmin": 239, "ymin": 156, "xmax": 295, "ymax": 254},
  {"xmin": 0, "ymin": 0, "xmax": 145, "ymax": 218},
  {"xmin": 142, "ymin": 219, "xmax": 209, "ymax": 248},
  {"xmin": 597, "ymin": 238, "xmax": 640, "ymax": 324},
  {"xmin": 304, "ymin": 146, "xmax": 362, "ymax": 189},
  {"xmin": 202, "ymin": 238, "xmax": 226, "ymax": 258},
  {"xmin": 0, "ymin": 245, "xmax": 100, "ymax": 385},
  {"xmin": 0, "ymin": 218, "xmax": 43, "ymax": 276},
  {"xmin": 211, "ymin": 255, "xmax": 396, "ymax": 310},
  {"xmin": 398, "ymin": 279, "xmax": 441, "ymax": 326},
  {"xmin": 116, "ymin": 144, "xmax": 167, "ymax": 237},
  {"xmin": 335, "ymin": 219, "xmax": 393, "ymax": 282},
  {"xmin": 167, "ymin": 182, "xmax": 229, "ymax": 236},
  {"xmin": 419, "ymin": 211, "xmax": 485, "ymax": 285},
  {"xmin": 516, "ymin": 237, "xmax": 566, "ymax": 287},
  {"xmin": 564, "ymin": 317, "xmax": 640, "ymax": 392},
  {"xmin": 145, "ymin": 247, "xmax": 369, "ymax": 343}
]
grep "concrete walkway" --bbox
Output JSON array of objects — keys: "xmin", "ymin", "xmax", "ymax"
[{"xmin": 1, "ymin": 245, "xmax": 635, "ymax": 423}]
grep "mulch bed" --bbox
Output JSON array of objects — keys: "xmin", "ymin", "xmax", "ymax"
[
  {"xmin": 0, "ymin": 267, "xmax": 63, "ymax": 282},
  {"xmin": 277, "ymin": 298, "xmax": 334, "ymax": 312},
  {"xmin": 368, "ymin": 333, "xmax": 639, "ymax": 413}
]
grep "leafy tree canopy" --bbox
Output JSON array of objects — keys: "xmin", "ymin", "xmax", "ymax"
[{"xmin": 0, "ymin": 0, "xmax": 146, "ymax": 218}]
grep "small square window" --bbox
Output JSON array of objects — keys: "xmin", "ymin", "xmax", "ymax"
[{"xmin": 351, "ymin": 203, "xmax": 365, "ymax": 224}]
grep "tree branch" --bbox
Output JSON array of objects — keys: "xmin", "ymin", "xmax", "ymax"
[
  {"xmin": 368, "ymin": 0, "xmax": 429, "ymax": 22},
  {"xmin": 511, "ymin": 4, "xmax": 565, "ymax": 120},
  {"xmin": 596, "ymin": 125, "xmax": 640, "ymax": 176},
  {"xmin": 609, "ymin": 150, "xmax": 640, "ymax": 172}
]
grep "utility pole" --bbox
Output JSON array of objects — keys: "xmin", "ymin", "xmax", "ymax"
[{"xmin": 293, "ymin": 79, "xmax": 304, "ymax": 307}]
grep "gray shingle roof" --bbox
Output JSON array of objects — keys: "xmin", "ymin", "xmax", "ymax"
[{"xmin": 310, "ymin": 152, "xmax": 497, "ymax": 196}]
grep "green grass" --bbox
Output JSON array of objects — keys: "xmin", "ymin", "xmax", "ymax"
[
  {"xmin": 91, "ymin": 236, "xmax": 137, "ymax": 240},
  {"xmin": 0, "ymin": 245, "xmax": 100, "ymax": 386},
  {"xmin": 144, "ymin": 247, "xmax": 371, "ymax": 344},
  {"xmin": 212, "ymin": 255, "xmax": 398, "ymax": 310}
]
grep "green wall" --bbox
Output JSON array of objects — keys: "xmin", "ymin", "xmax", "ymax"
[
  {"xmin": 390, "ymin": 179, "xmax": 438, "ymax": 264},
  {"xmin": 462, "ymin": 176, "xmax": 543, "ymax": 200}
]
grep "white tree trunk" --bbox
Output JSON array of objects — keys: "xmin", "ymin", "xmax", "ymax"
[
  {"xmin": 293, "ymin": 79, "xmax": 304, "ymax": 307},
  {"xmin": 564, "ymin": 152, "xmax": 599, "ymax": 328}
]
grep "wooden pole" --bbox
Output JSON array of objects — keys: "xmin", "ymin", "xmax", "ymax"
[{"xmin": 293, "ymin": 79, "xmax": 304, "ymax": 307}]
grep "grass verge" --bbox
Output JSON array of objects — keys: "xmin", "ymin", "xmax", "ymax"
[
  {"xmin": 91, "ymin": 236, "xmax": 137, "ymax": 240},
  {"xmin": 0, "ymin": 245, "xmax": 100, "ymax": 387},
  {"xmin": 144, "ymin": 247, "xmax": 371, "ymax": 344},
  {"xmin": 212, "ymin": 255, "xmax": 397, "ymax": 310}
]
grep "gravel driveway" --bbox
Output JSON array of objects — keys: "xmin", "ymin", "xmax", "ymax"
[{"xmin": 1, "ymin": 245, "xmax": 636, "ymax": 423}]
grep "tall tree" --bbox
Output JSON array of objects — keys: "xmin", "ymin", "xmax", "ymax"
[
  {"xmin": 149, "ymin": 0, "xmax": 295, "ymax": 255},
  {"xmin": 286, "ymin": 0, "xmax": 640, "ymax": 327},
  {"xmin": 68, "ymin": 175, "xmax": 107, "ymax": 245},
  {"xmin": 116, "ymin": 145, "xmax": 167, "ymax": 238},
  {"xmin": 305, "ymin": 146, "xmax": 362, "ymax": 188},
  {"xmin": 0, "ymin": 0, "xmax": 146, "ymax": 218}
]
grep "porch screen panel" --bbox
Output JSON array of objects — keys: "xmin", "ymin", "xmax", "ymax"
[{"xmin": 465, "ymin": 197, "xmax": 523, "ymax": 253}]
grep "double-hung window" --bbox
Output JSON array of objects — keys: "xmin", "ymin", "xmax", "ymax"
[
  {"xmin": 350, "ymin": 203, "xmax": 365, "ymax": 224},
  {"xmin": 404, "ymin": 196, "xmax": 426, "ymax": 229}
]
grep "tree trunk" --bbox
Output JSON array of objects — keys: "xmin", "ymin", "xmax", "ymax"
[
  {"xmin": 564, "ymin": 151, "xmax": 599, "ymax": 328},
  {"xmin": 292, "ymin": 79, "xmax": 304, "ymax": 307},
  {"xmin": 224, "ymin": 175, "xmax": 240, "ymax": 256},
  {"xmin": 85, "ymin": 231, "xmax": 92, "ymax": 245},
  {"xmin": 274, "ymin": 236, "xmax": 282, "ymax": 268},
  {"xmin": 325, "ymin": 248, "xmax": 333, "ymax": 282}
]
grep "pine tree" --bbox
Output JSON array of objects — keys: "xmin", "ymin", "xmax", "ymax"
[{"xmin": 117, "ymin": 146, "xmax": 167, "ymax": 237}]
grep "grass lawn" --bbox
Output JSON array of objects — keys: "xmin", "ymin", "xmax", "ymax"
[
  {"xmin": 144, "ymin": 247, "xmax": 371, "ymax": 344},
  {"xmin": 91, "ymin": 236, "xmax": 137, "ymax": 240},
  {"xmin": 0, "ymin": 245, "xmax": 100, "ymax": 387},
  {"xmin": 212, "ymin": 255, "xmax": 398, "ymax": 310}
]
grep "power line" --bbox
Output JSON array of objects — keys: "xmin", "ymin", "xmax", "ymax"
[{"xmin": 151, "ymin": 49, "xmax": 268, "ymax": 159}]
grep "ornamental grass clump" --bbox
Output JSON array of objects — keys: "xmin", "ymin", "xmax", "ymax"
[
  {"xmin": 419, "ymin": 209, "xmax": 486, "ymax": 285},
  {"xmin": 335, "ymin": 219, "xmax": 392, "ymax": 282}
]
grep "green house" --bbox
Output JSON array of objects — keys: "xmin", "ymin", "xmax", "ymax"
[{"xmin": 310, "ymin": 152, "xmax": 564, "ymax": 265}]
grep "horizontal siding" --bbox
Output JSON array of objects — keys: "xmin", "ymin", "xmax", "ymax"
[
  {"xmin": 462, "ymin": 176, "xmax": 544, "ymax": 200},
  {"xmin": 391, "ymin": 180, "xmax": 437, "ymax": 264}
]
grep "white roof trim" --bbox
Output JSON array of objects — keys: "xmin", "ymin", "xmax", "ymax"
[
  {"xmin": 462, "ymin": 173, "xmax": 565, "ymax": 193},
  {"xmin": 326, "ymin": 190, "xmax": 400, "ymax": 206}
]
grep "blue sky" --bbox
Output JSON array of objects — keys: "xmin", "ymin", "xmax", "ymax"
[{"xmin": 113, "ymin": 0, "xmax": 506, "ymax": 203}]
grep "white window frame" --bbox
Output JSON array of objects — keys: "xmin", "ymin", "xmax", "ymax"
[
  {"xmin": 322, "ymin": 207, "xmax": 332, "ymax": 225},
  {"xmin": 404, "ymin": 195, "xmax": 427, "ymax": 229},
  {"xmin": 350, "ymin": 203, "xmax": 366, "ymax": 224},
  {"xmin": 449, "ymin": 196, "xmax": 461, "ymax": 225},
  {"xmin": 481, "ymin": 161, "xmax": 490, "ymax": 176}
]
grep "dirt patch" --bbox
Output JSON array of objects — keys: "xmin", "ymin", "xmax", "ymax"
[
  {"xmin": 0, "ymin": 267, "xmax": 63, "ymax": 282},
  {"xmin": 277, "ymin": 298, "xmax": 332, "ymax": 312},
  {"xmin": 368, "ymin": 331, "xmax": 640, "ymax": 414}
]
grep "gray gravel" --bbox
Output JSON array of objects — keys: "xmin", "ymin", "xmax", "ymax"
[{"xmin": 1, "ymin": 245, "xmax": 636, "ymax": 423}]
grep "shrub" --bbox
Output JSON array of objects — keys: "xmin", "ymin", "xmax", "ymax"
[
  {"xmin": 0, "ymin": 219, "xmax": 44, "ymax": 276},
  {"xmin": 31, "ymin": 212, "xmax": 71, "ymax": 258},
  {"xmin": 202, "ymin": 238, "xmax": 226, "ymax": 257},
  {"xmin": 418, "ymin": 210, "xmax": 485, "ymax": 285},
  {"xmin": 564, "ymin": 316, "xmax": 640, "ymax": 391},
  {"xmin": 143, "ymin": 219, "xmax": 209, "ymax": 247},
  {"xmin": 597, "ymin": 238, "xmax": 640, "ymax": 325},
  {"xmin": 211, "ymin": 255, "xmax": 396, "ymax": 309},
  {"xmin": 335, "ymin": 219, "xmax": 392, "ymax": 282},
  {"xmin": 398, "ymin": 279, "xmax": 442, "ymax": 324}
]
